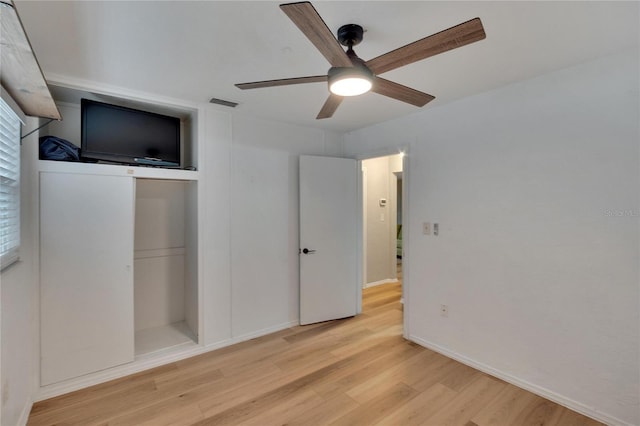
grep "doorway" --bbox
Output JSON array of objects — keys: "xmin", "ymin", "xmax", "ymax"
[{"xmin": 361, "ymin": 153, "xmax": 405, "ymax": 320}]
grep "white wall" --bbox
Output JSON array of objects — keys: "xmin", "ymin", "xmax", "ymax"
[
  {"xmin": 200, "ymin": 108, "xmax": 343, "ymax": 343},
  {"xmin": 344, "ymin": 50, "xmax": 639, "ymax": 426},
  {"xmin": 200, "ymin": 107, "xmax": 232, "ymax": 346},
  {"xmin": 363, "ymin": 156, "xmax": 392, "ymax": 284},
  {"xmin": 0, "ymin": 111, "xmax": 40, "ymax": 425},
  {"xmin": 44, "ymin": 103, "xmax": 80, "ymax": 146},
  {"xmin": 229, "ymin": 114, "xmax": 342, "ymax": 338}
]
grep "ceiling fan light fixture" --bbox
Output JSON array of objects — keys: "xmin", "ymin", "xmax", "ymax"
[
  {"xmin": 237, "ymin": 3, "xmax": 486, "ymax": 119},
  {"xmin": 328, "ymin": 66, "xmax": 373, "ymax": 97}
]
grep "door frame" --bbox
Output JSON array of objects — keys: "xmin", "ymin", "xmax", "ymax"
[
  {"xmin": 358, "ymin": 165, "xmax": 367, "ymax": 314},
  {"xmin": 355, "ymin": 146, "xmax": 410, "ymax": 338}
]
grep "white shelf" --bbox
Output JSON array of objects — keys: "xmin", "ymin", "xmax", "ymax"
[
  {"xmin": 38, "ymin": 160, "xmax": 199, "ymax": 181},
  {"xmin": 135, "ymin": 321, "xmax": 197, "ymax": 357}
]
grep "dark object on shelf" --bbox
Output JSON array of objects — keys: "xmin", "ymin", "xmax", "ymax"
[
  {"xmin": 39, "ymin": 136, "xmax": 80, "ymax": 162},
  {"xmin": 81, "ymin": 98, "xmax": 180, "ymax": 167}
]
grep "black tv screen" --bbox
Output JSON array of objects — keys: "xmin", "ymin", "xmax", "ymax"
[{"xmin": 81, "ymin": 99, "xmax": 180, "ymax": 166}]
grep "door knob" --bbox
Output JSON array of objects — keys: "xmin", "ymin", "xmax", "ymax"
[{"xmin": 302, "ymin": 248, "xmax": 316, "ymax": 254}]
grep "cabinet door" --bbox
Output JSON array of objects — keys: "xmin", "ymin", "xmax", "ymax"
[{"xmin": 40, "ymin": 172, "xmax": 135, "ymax": 385}]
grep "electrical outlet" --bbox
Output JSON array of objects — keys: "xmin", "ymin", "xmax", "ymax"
[
  {"xmin": 440, "ymin": 304, "xmax": 448, "ymax": 317},
  {"xmin": 433, "ymin": 223, "xmax": 439, "ymax": 236},
  {"xmin": 423, "ymin": 222, "xmax": 431, "ymax": 235}
]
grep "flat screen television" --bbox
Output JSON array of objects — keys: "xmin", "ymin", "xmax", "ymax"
[{"xmin": 81, "ymin": 98, "xmax": 181, "ymax": 167}]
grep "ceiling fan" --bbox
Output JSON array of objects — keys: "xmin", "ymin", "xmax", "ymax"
[{"xmin": 235, "ymin": 1, "xmax": 486, "ymax": 119}]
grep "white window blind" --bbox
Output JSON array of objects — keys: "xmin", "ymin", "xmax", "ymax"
[{"xmin": 0, "ymin": 97, "xmax": 21, "ymax": 270}]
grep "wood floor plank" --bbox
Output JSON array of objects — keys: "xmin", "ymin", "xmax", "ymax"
[
  {"xmin": 548, "ymin": 407, "xmax": 607, "ymax": 426},
  {"xmin": 28, "ymin": 282, "xmax": 605, "ymax": 426},
  {"xmin": 195, "ymin": 361, "xmax": 317, "ymax": 418},
  {"xmin": 328, "ymin": 323, "xmax": 403, "ymax": 359},
  {"xmin": 30, "ymin": 367, "xmax": 225, "ymax": 426},
  {"xmin": 372, "ymin": 383, "xmax": 458, "ymax": 426},
  {"xmin": 29, "ymin": 363, "xmax": 177, "ymax": 418},
  {"xmin": 153, "ymin": 364, "xmax": 224, "ymax": 390},
  {"xmin": 439, "ymin": 362, "xmax": 485, "ymax": 392},
  {"xmin": 237, "ymin": 389, "xmax": 324, "ymax": 426},
  {"xmin": 330, "ymin": 382, "xmax": 418, "ymax": 426},
  {"xmin": 273, "ymin": 328, "xmax": 374, "ymax": 372},
  {"xmin": 105, "ymin": 398, "xmax": 204, "ymax": 426},
  {"xmin": 470, "ymin": 384, "xmax": 539, "ymax": 425},
  {"xmin": 363, "ymin": 292, "xmax": 403, "ymax": 310},
  {"xmin": 510, "ymin": 394, "xmax": 562, "ymax": 426},
  {"xmin": 362, "ymin": 286, "xmax": 401, "ymax": 301},
  {"xmin": 285, "ymin": 393, "xmax": 360, "ymax": 426},
  {"xmin": 345, "ymin": 349, "xmax": 441, "ymax": 402},
  {"xmin": 423, "ymin": 375, "xmax": 508, "ymax": 425},
  {"xmin": 198, "ymin": 335, "xmax": 412, "ymax": 421},
  {"xmin": 195, "ymin": 371, "xmax": 329, "ymax": 423},
  {"xmin": 313, "ymin": 339, "xmax": 423, "ymax": 398},
  {"xmin": 404, "ymin": 353, "xmax": 460, "ymax": 391},
  {"xmin": 362, "ymin": 282, "xmax": 401, "ymax": 296},
  {"xmin": 29, "ymin": 381, "xmax": 158, "ymax": 426}
]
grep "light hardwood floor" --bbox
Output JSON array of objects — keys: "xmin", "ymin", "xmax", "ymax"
[{"xmin": 28, "ymin": 282, "xmax": 602, "ymax": 426}]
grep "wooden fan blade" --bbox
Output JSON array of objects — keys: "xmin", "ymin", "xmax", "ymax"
[
  {"xmin": 280, "ymin": 2, "xmax": 352, "ymax": 67},
  {"xmin": 366, "ymin": 18, "xmax": 486, "ymax": 75},
  {"xmin": 236, "ymin": 75, "xmax": 327, "ymax": 90},
  {"xmin": 316, "ymin": 94, "xmax": 343, "ymax": 119},
  {"xmin": 372, "ymin": 77, "xmax": 435, "ymax": 107}
]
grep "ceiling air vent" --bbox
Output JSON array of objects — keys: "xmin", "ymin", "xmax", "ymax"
[{"xmin": 209, "ymin": 98, "xmax": 238, "ymax": 108}]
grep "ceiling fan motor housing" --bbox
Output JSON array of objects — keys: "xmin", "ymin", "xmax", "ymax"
[{"xmin": 337, "ymin": 24, "xmax": 364, "ymax": 47}]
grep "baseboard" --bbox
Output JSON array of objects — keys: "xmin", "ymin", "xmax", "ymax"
[
  {"xmin": 408, "ymin": 335, "xmax": 633, "ymax": 426},
  {"xmin": 17, "ymin": 398, "xmax": 33, "ymax": 426},
  {"xmin": 201, "ymin": 320, "xmax": 299, "ymax": 353},
  {"xmin": 363, "ymin": 278, "xmax": 398, "ymax": 289}
]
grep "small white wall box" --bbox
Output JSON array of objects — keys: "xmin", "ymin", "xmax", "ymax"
[{"xmin": 379, "ymin": 198, "xmax": 387, "ymax": 207}]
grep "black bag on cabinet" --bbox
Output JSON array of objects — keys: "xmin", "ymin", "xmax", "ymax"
[{"xmin": 39, "ymin": 136, "xmax": 80, "ymax": 162}]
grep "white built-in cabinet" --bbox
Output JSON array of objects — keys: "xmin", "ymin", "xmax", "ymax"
[
  {"xmin": 38, "ymin": 83, "xmax": 201, "ymax": 387},
  {"xmin": 40, "ymin": 172, "xmax": 135, "ymax": 385}
]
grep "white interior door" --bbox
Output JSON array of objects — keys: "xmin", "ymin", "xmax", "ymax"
[{"xmin": 299, "ymin": 155, "xmax": 359, "ymax": 325}]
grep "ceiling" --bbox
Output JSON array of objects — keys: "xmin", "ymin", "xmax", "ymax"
[{"xmin": 15, "ymin": 1, "xmax": 640, "ymax": 133}]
